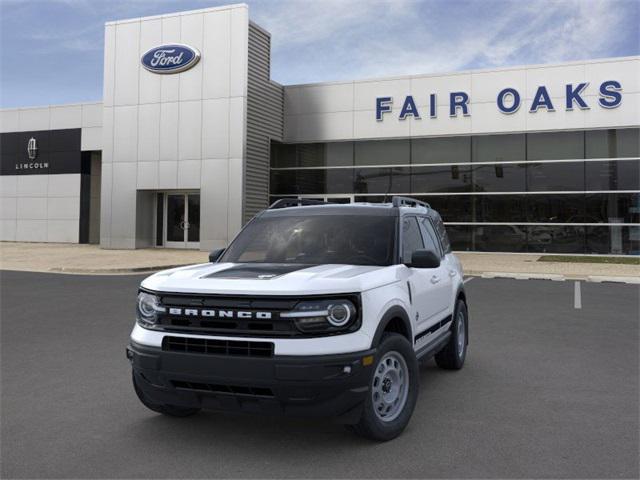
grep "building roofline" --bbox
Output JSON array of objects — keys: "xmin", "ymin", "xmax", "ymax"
[
  {"xmin": 104, "ymin": 2, "xmax": 248, "ymax": 26},
  {"xmin": 282, "ymin": 55, "xmax": 640, "ymax": 89}
]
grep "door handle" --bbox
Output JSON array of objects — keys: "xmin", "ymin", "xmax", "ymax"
[
  {"xmin": 449, "ymin": 270, "xmax": 457, "ymax": 277},
  {"xmin": 430, "ymin": 275, "xmax": 440, "ymax": 284}
]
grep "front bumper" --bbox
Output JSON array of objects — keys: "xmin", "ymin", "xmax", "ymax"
[{"xmin": 127, "ymin": 341, "xmax": 376, "ymax": 423}]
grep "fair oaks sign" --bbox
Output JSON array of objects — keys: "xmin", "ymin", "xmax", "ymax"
[
  {"xmin": 141, "ymin": 44, "xmax": 201, "ymax": 74},
  {"xmin": 376, "ymin": 80, "xmax": 623, "ymax": 121}
]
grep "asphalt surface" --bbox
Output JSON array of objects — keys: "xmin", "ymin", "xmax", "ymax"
[{"xmin": 1, "ymin": 271, "xmax": 638, "ymax": 479}]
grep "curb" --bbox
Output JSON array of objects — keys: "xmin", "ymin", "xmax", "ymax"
[
  {"xmin": 48, "ymin": 264, "xmax": 190, "ymax": 274},
  {"xmin": 465, "ymin": 271, "xmax": 640, "ymax": 284}
]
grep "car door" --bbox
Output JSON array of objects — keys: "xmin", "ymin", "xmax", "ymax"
[
  {"xmin": 401, "ymin": 216, "xmax": 448, "ymax": 334},
  {"xmin": 416, "ymin": 216, "xmax": 452, "ymax": 325}
]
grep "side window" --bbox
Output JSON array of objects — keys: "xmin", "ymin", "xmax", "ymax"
[
  {"xmin": 432, "ymin": 215, "xmax": 452, "ymax": 253},
  {"xmin": 402, "ymin": 217, "xmax": 424, "ymax": 264},
  {"xmin": 419, "ymin": 217, "xmax": 443, "ymax": 258}
]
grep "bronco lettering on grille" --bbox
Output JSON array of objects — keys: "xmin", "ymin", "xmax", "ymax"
[{"xmin": 167, "ymin": 308, "xmax": 272, "ymax": 320}]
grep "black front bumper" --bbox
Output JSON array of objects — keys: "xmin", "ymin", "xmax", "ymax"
[{"xmin": 127, "ymin": 341, "xmax": 375, "ymax": 423}]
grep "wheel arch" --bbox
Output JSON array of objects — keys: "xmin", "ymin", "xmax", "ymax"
[{"xmin": 371, "ymin": 306, "xmax": 413, "ymax": 347}]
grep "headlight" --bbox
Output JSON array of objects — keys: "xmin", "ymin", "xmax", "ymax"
[
  {"xmin": 282, "ymin": 298, "xmax": 358, "ymax": 334},
  {"xmin": 136, "ymin": 291, "xmax": 165, "ymax": 328}
]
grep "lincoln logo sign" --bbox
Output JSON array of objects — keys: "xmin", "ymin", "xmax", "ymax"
[
  {"xmin": 141, "ymin": 44, "xmax": 200, "ymax": 74},
  {"xmin": 376, "ymin": 80, "xmax": 623, "ymax": 120}
]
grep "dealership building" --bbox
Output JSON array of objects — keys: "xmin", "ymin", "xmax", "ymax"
[{"xmin": 1, "ymin": 4, "xmax": 638, "ymax": 254}]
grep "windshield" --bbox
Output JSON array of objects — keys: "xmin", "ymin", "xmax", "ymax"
[{"xmin": 220, "ymin": 214, "xmax": 397, "ymax": 266}]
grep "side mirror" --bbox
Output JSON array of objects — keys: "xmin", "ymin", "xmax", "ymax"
[
  {"xmin": 208, "ymin": 248, "xmax": 225, "ymax": 263},
  {"xmin": 408, "ymin": 249, "xmax": 440, "ymax": 269}
]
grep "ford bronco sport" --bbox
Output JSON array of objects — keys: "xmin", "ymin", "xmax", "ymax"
[{"xmin": 128, "ymin": 196, "xmax": 468, "ymax": 441}]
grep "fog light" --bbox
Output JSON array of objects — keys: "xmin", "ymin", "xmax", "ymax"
[{"xmin": 362, "ymin": 355, "xmax": 374, "ymax": 366}]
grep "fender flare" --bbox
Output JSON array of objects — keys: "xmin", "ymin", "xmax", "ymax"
[{"xmin": 371, "ymin": 305, "xmax": 413, "ymax": 347}]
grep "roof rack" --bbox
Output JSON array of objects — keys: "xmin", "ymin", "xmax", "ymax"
[
  {"xmin": 391, "ymin": 196, "xmax": 431, "ymax": 209},
  {"xmin": 268, "ymin": 198, "xmax": 332, "ymax": 209}
]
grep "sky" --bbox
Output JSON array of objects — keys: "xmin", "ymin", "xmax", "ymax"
[{"xmin": 1, "ymin": 0, "xmax": 638, "ymax": 108}]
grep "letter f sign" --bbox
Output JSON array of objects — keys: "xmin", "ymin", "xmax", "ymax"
[{"xmin": 376, "ymin": 97, "xmax": 392, "ymax": 121}]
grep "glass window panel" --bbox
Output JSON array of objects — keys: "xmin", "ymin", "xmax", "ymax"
[
  {"xmin": 475, "ymin": 195, "xmax": 528, "ymax": 223},
  {"xmin": 585, "ymin": 160, "xmax": 640, "ymax": 191},
  {"xmin": 526, "ymin": 194, "xmax": 585, "ymax": 222},
  {"xmin": 415, "ymin": 195, "xmax": 473, "ymax": 222},
  {"xmin": 297, "ymin": 144, "xmax": 325, "ymax": 167},
  {"xmin": 411, "ymin": 136, "xmax": 470, "ymax": 164},
  {"xmin": 585, "ymin": 128, "xmax": 640, "ymax": 158},
  {"xmin": 354, "ymin": 167, "xmax": 410, "ymax": 194},
  {"xmin": 446, "ymin": 225, "xmax": 472, "ymax": 251},
  {"xmin": 585, "ymin": 192, "xmax": 640, "ymax": 224},
  {"xmin": 354, "ymin": 195, "xmax": 386, "ymax": 203},
  {"xmin": 472, "ymin": 134, "xmax": 525, "ymax": 162},
  {"xmin": 411, "ymin": 165, "xmax": 473, "ymax": 193},
  {"xmin": 326, "ymin": 142, "xmax": 354, "ymax": 166},
  {"xmin": 270, "ymin": 170, "xmax": 298, "ymax": 195},
  {"xmin": 527, "ymin": 131, "xmax": 584, "ymax": 160},
  {"xmin": 472, "ymin": 163, "xmax": 526, "ymax": 192},
  {"xmin": 587, "ymin": 226, "xmax": 640, "ymax": 255},
  {"xmin": 187, "ymin": 194, "xmax": 200, "ymax": 242},
  {"xmin": 471, "ymin": 225, "xmax": 528, "ymax": 252},
  {"xmin": 270, "ymin": 142, "xmax": 296, "ymax": 168},
  {"xmin": 355, "ymin": 139, "xmax": 409, "ymax": 166},
  {"xmin": 418, "ymin": 217, "xmax": 442, "ymax": 256},
  {"xmin": 527, "ymin": 161, "xmax": 585, "ymax": 191},
  {"xmin": 527, "ymin": 226, "xmax": 585, "ymax": 253},
  {"xmin": 402, "ymin": 217, "xmax": 424, "ymax": 264}
]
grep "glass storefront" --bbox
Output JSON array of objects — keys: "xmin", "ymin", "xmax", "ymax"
[{"xmin": 270, "ymin": 128, "xmax": 640, "ymax": 255}]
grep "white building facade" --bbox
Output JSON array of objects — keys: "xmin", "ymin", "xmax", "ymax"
[{"xmin": 1, "ymin": 4, "xmax": 638, "ymax": 254}]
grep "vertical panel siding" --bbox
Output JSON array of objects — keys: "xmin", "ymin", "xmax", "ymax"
[{"xmin": 244, "ymin": 23, "xmax": 284, "ymax": 223}]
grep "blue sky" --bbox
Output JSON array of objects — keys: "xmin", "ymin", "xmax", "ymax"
[{"xmin": 1, "ymin": 0, "xmax": 638, "ymax": 108}]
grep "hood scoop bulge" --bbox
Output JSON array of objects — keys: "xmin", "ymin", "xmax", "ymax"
[{"xmin": 203, "ymin": 264, "xmax": 314, "ymax": 280}]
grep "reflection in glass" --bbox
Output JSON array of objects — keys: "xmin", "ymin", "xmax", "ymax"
[
  {"xmin": 527, "ymin": 162, "xmax": 585, "ymax": 191},
  {"xmin": 411, "ymin": 137, "xmax": 470, "ymax": 164},
  {"xmin": 526, "ymin": 226, "xmax": 585, "ymax": 253},
  {"xmin": 585, "ymin": 192, "xmax": 640, "ymax": 224},
  {"xmin": 355, "ymin": 140, "xmax": 409, "ymax": 166},
  {"xmin": 415, "ymin": 195, "xmax": 473, "ymax": 222},
  {"xmin": 475, "ymin": 195, "xmax": 527, "ymax": 222},
  {"xmin": 587, "ymin": 226, "xmax": 640, "ymax": 255},
  {"xmin": 472, "ymin": 225, "xmax": 528, "ymax": 252},
  {"xmin": 526, "ymin": 194, "xmax": 585, "ymax": 222},
  {"xmin": 472, "ymin": 134, "xmax": 525, "ymax": 162},
  {"xmin": 187, "ymin": 194, "xmax": 200, "ymax": 242},
  {"xmin": 585, "ymin": 128, "xmax": 640, "ymax": 158},
  {"xmin": 354, "ymin": 167, "xmax": 410, "ymax": 194},
  {"xmin": 585, "ymin": 160, "xmax": 640, "ymax": 191},
  {"xmin": 472, "ymin": 163, "xmax": 526, "ymax": 192},
  {"xmin": 166, "ymin": 195, "xmax": 185, "ymax": 242},
  {"xmin": 527, "ymin": 131, "xmax": 584, "ymax": 160},
  {"xmin": 411, "ymin": 165, "xmax": 472, "ymax": 193}
]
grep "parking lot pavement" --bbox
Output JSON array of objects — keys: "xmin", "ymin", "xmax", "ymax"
[{"xmin": 1, "ymin": 271, "xmax": 638, "ymax": 479}]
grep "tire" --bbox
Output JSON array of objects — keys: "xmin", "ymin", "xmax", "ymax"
[
  {"xmin": 435, "ymin": 299, "xmax": 468, "ymax": 370},
  {"xmin": 348, "ymin": 333, "xmax": 419, "ymax": 441},
  {"xmin": 132, "ymin": 372, "xmax": 201, "ymax": 417}
]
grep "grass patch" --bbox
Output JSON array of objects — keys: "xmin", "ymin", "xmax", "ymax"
[{"xmin": 538, "ymin": 255, "xmax": 640, "ymax": 265}]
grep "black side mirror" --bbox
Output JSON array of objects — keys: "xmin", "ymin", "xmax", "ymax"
[
  {"xmin": 408, "ymin": 249, "xmax": 440, "ymax": 268},
  {"xmin": 209, "ymin": 248, "xmax": 225, "ymax": 263}
]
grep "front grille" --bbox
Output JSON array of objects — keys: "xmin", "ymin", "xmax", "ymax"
[
  {"xmin": 171, "ymin": 380, "xmax": 274, "ymax": 397},
  {"xmin": 162, "ymin": 336, "xmax": 274, "ymax": 357},
  {"xmin": 156, "ymin": 294, "xmax": 299, "ymax": 337}
]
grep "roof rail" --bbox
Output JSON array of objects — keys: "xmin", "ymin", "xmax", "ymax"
[
  {"xmin": 268, "ymin": 198, "xmax": 332, "ymax": 209},
  {"xmin": 391, "ymin": 196, "xmax": 431, "ymax": 209}
]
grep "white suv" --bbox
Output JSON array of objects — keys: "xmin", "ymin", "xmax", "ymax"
[{"xmin": 127, "ymin": 196, "xmax": 468, "ymax": 441}]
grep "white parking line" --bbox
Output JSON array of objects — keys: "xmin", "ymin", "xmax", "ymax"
[
  {"xmin": 463, "ymin": 277, "xmax": 474, "ymax": 284},
  {"xmin": 574, "ymin": 281, "xmax": 582, "ymax": 309}
]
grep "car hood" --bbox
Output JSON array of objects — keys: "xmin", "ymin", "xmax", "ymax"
[{"xmin": 141, "ymin": 262, "xmax": 402, "ymax": 295}]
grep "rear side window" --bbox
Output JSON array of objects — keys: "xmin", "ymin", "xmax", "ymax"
[
  {"xmin": 401, "ymin": 217, "xmax": 424, "ymax": 264},
  {"xmin": 419, "ymin": 217, "xmax": 443, "ymax": 258},
  {"xmin": 432, "ymin": 214, "xmax": 452, "ymax": 253}
]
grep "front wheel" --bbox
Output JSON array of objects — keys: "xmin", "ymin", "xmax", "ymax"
[
  {"xmin": 435, "ymin": 299, "xmax": 468, "ymax": 370},
  {"xmin": 348, "ymin": 333, "xmax": 419, "ymax": 441}
]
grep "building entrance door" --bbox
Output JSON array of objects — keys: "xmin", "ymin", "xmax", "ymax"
[{"xmin": 164, "ymin": 193, "xmax": 200, "ymax": 249}]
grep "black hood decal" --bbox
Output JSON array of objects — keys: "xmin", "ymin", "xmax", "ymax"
[{"xmin": 203, "ymin": 263, "xmax": 314, "ymax": 280}]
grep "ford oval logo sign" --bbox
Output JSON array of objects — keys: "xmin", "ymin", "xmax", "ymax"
[{"xmin": 141, "ymin": 44, "xmax": 201, "ymax": 74}]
